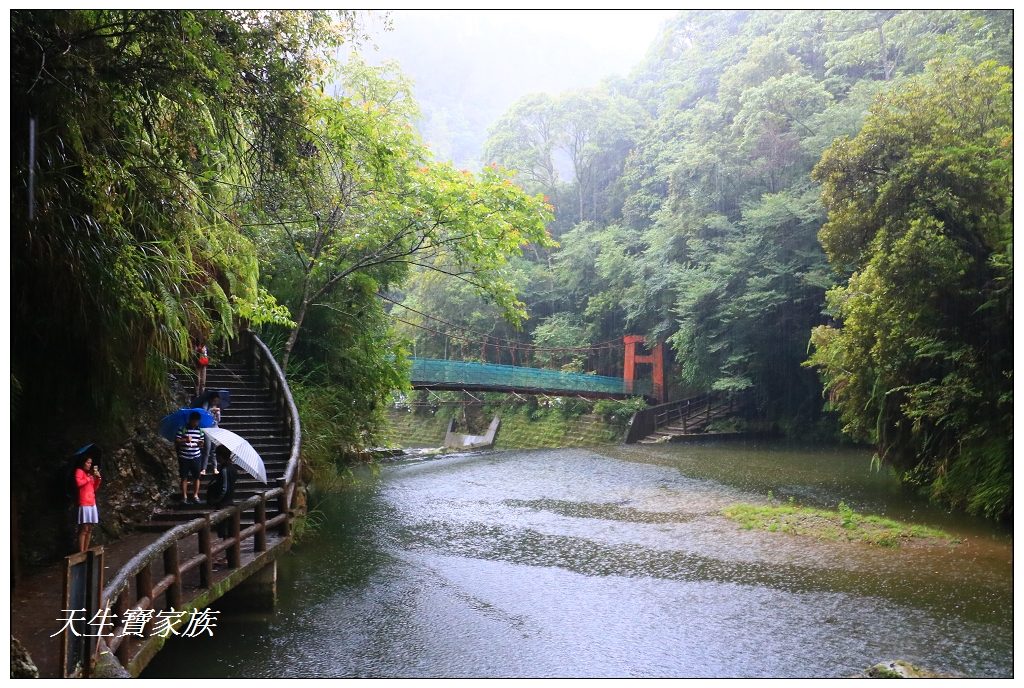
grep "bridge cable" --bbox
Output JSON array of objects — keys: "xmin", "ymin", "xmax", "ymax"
[{"xmin": 377, "ymin": 293, "xmax": 624, "ymax": 355}]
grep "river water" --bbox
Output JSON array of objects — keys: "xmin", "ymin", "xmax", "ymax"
[{"xmin": 144, "ymin": 441, "xmax": 1012, "ymax": 678}]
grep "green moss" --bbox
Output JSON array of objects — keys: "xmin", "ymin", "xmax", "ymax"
[{"xmin": 721, "ymin": 500, "xmax": 958, "ymax": 548}]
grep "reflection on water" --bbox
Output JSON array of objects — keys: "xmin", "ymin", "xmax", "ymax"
[{"xmin": 144, "ymin": 441, "xmax": 1012, "ymax": 678}]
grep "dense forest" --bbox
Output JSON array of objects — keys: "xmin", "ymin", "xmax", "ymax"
[
  {"xmin": 397, "ymin": 10, "xmax": 1013, "ymax": 518},
  {"xmin": 9, "ymin": 7, "xmax": 1013, "ymax": 551}
]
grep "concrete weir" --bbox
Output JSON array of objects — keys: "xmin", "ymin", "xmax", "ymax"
[{"xmin": 444, "ymin": 415, "xmax": 501, "ymax": 450}]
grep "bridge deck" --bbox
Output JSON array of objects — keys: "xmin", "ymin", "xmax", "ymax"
[{"xmin": 409, "ymin": 358, "xmax": 649, "ymax": 398}]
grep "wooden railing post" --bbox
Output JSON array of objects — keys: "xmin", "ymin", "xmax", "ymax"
[
  {"xmin": 229, "ymin": 508, "xmax": 242, "ymax": 568},
  {"xmin": 135, "ymin": 563, "xmax": 153, "ymax": 608},
  {"xmin": 255, "ymin": 495, "xmax": 267, "ymax": 552},
  {"xmin": 163, "ymin": 543, "xmax": 182, "ymax": 610},
  {"xmin": 277, "ymin": 481, "xmax": 291, "ymax": 539},
  {"xmin": 114, "ymin": 588, "xmax": 132, "ymax": 664},
  {"xmin": 199, "ymin": 520, "xmax": 213, "ymax": 588}
]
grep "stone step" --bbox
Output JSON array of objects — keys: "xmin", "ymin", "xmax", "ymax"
[
  {"xmin": 220, "ymin": 421, "xmax": 282, "ymax": 429},
  {"xmin": 203, "ymin": 379, "xmax": 266, "ymax": 387},
  {"xmin": 219, "ymin": 426, "xmax": 283, "ymax": 433},
  {"xmin": 204, "ymin": 381, "xmax": 266, "ymax": 388},
  {"xmin": 220, "ymin": 412, "xmax": 279, "ymax": 418},
  {"xmin": 204, "ymin": 372, "xmax": 261, "ymax": 380}
]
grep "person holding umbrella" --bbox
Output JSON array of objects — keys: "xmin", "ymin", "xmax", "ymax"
[
  {"xmin": 206, "ymin": 445, "xmax": 239, "ymax": 564},
  {"xmin": 175, "ymin": 411, "xmax": 204, "ymax": 505},
  {"xmin": 198, "ymin": 391, "xmax": 225, "ymax": 477},
  {"xmin": 73, "ymin": 448, "xmax": 102, "ymax": 552}
]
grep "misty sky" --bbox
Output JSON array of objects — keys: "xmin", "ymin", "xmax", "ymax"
[{"xmin": 347, "ymin": 10, "xmax": 679, "ymax": 168}]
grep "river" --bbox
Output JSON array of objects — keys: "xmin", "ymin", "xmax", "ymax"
[{"xmin": 143, "ymin": 441, "xmax": 1012, "ymax": 678}]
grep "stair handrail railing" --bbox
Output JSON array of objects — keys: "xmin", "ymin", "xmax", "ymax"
[
  {"xmin": 100, "ymin": 487, "xmax": 289, "ymax": 671},
  {"xmin": 243, "ymin": 330, "xmax": 302, "ymax": 504},
  {"xmin": 623, "ymin": 392, "xmax": 718, "ymax": 444}
]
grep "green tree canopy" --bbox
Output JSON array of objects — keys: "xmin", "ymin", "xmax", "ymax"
[{"xmin": 808, "ymin": 60, "xmax": 1012, "ymax": 518}]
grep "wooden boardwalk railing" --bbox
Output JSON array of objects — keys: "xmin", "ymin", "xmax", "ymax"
[{"xmin": 98, "ymin": 331, "xmax": 301, "ymax": 676}]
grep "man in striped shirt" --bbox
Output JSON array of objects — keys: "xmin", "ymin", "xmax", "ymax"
[{"xmin": 176, "ymin": 412, "xmax": 204, "ymax": 505}]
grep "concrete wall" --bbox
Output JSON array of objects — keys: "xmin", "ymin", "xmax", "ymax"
[{"xmin": 385, "ymin": 407, "xmax": 622, "ymax": 450}]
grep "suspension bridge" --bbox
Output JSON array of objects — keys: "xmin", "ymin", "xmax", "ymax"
[
  {"xmin": 408, "ymin": 358, "xmax": 652, "ymax": 399},
  {"xmin": 386, "ymin": 295, "xmax": 668, "ymax": 402}
]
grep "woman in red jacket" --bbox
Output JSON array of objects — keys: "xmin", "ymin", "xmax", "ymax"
[
  {"xmin": 194, "ymin": 339, "xmax": 210, "ymax": 396},
  {"xmin": 74, "ymin": 453, "xmax": 102, "ymax": 552}
]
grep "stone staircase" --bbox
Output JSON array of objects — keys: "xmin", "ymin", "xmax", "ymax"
[{"xmin": 137, "ymin": 362, "xmax": 292, "ymax": 532}]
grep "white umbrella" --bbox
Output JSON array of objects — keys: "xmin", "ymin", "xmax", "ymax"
[{"xmin": 203, "ymin": 427, "xmax": 267, "ymax": 484}]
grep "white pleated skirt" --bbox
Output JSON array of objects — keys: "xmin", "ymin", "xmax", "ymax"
[{"xmin": 78, "ymin": 505, "xmax": 99, "ymax": 524}]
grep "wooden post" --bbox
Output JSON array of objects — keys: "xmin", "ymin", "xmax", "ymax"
[
  {"xmin": 114, "ymin": 588, "xmax": 132, "ymax": 664},
  {"xmin": 163, "ymin": 543, "xmax": 182, "ymax": 609},
  {"xmin": 278, "ymin": 482, "xmax": 291, "ymax": 539},
  {"xmin": 255, "ymin": 495, "xmax": 267, "ymax": 553},
  {"xmin": 229, "ymin": 508, "xmax": 241, "ymax": 568},
  {"xmin": 199, "ymin": 521, "xmax": 213, "ymax": 588},
  {"xmin": 135, "ymin": 564, "xmax": 153, "ymax": 607}
]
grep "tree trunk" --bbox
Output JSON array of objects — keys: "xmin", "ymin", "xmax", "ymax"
[{"xmin": 281, "ymin": 280, "xmax": 313, "ymax": 372}]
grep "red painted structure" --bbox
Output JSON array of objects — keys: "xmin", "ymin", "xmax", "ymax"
[{"xmin": 623, "ymin": 335, "xmax": 666, "ymax": 403}]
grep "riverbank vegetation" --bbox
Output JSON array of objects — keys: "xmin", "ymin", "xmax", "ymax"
[{"xmin": 722, "ymin": 499, "xmax": 957, "ymax": 548}]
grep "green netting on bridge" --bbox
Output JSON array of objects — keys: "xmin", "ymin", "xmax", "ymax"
[{"xmin": 409, "ymin": 358, "xmax": 650, "ymax": 397}]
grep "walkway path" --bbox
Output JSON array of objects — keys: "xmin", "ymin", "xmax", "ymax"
[{"xmin": 13, "ymin": 533, "xmax": 160, "ymax": 677}]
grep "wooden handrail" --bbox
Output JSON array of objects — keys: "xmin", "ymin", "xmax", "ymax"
[
  {"xmin": 244, "ymin": 331, "xmax": 302, "ymax": 490},
  {"xmin": 623, "ymin": 392, "xmax": 722, "ymax": 444}
]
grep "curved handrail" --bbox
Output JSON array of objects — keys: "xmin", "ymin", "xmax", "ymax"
[
  {"xmin": 102, "ymin": 488, "xmax": 284, "ymax": 605},
  {"xmin": 245, "ymin": 331, "xmax": 302, "ymax": 488},
  {"xmin": 102, "ymin": 521, "xmax": 204, "ymax": 604}
]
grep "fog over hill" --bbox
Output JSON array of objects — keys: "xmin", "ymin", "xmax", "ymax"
[{"xmin": 349, "ymin": 10, "xmax": 677, "ymax": 169}]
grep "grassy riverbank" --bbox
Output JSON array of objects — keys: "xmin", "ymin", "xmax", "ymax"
[{"xmin": 722, "ymin": 499, "xmax": 957, "ymax": 548}]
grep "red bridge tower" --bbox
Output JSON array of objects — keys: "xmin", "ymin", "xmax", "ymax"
[{"xmin": 623, "ymin": 335, "xmax": 665, "ymax": 403}]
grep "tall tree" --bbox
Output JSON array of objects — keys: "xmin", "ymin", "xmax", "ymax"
[
  {"xmin": 808, "ymin": 60, "xmax": 1012, "ymax": 518},
  {"xmin": 11, "ymin": 9, "xmax": 348, "ymax": 420},
  {"xmin": 251, "ymin": 57, "xmax": 554, "ymax": 371}
]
